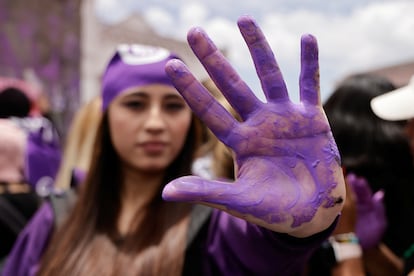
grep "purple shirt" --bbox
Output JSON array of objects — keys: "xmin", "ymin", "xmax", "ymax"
[
  {"xmin": 2, "ymin": 202, "xmax": 335, "ymax": 275},
  {"xmin": 2, "ymin": 203, "xmax": 54, "ymax": 276}
]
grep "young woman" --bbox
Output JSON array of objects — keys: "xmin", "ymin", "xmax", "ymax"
[{"xmin": 3, "ymin": 15, "xmax": 345, "ymax": 275}]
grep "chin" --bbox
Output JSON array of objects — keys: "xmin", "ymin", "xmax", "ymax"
[
  {"xmin": 139, "ymin": 163, "xmax": 169, "ymax": 173},
  {"xmin": 130, "ymin": 157, "xmax": 174, "ymax": 173}
]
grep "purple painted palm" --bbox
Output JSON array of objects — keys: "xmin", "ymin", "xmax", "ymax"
[{"xmin": 163, "ymin": 15, "xmax": 345, "ymax": 237}]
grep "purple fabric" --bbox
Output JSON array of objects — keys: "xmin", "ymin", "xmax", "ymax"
[
  {"xmin": 11, "ymin": 117, "xmax": 62, "ymax": 191},
  {"xmin": 25, "ymin": 129, "xmax": 61, "ymax": 191},
  {"xmin": 204, "ymin": 211, "xmax": 337, "ymax": 275},
  {"xmin": 2, "ymin": 203, "xmax": 54, "ymax": 276},
  {"xmin": 2, "ymin": 203, "xmax": 335, "ymax": 276},
  {"xmin": 101, "ymin": 45, "xmax": 180, "ymax": 110}
]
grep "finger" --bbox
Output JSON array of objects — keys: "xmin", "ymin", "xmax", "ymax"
[
  {"xmin": 299, "ymin": 34, "xmax": 321, "ymax": 106},
  {"xmin": 187, "ymin": 27, "xmax": 261, "ymax": 120},
  {"xmin": 346, "ymin": 174, "xmax": 372, "ymax": 203},
  {"xmin": 237, "ymin": 15, "xmax": 289, "ymax": 102},
  {"xmin": 372, "ymin": 189, "xmax": 385, "ymax": 208},
  {"xmin": 165, "ymin": 59, "xmax": 237, "ymax": 140},
  {"xmin": 372, "ymin": 190, "xmax": 387, "ymax": 224},
  {"xmin": 162, "ymin": 176, "xmax": 238, "ymax": 206}
]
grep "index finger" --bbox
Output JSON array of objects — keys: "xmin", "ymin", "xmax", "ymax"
[
  {"xmin": 187, "ymin": 27, "xmax": 261, "ymax": 120},
  {"xmin": 165, "ymin": 59, "xmax": 237, "ymax": 141}
]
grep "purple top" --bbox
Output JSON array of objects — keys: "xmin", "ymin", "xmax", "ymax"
[
  {"xmin": 2, "ymin": 203, "xmax": 54, "ymax": 276},
  {"xmin": 2, "ymin": 202, "xmax": 334, "ymax": 275}
]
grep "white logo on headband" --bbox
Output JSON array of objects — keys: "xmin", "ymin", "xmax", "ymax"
[{"xmin": 117, "ymin": 44, "xmax": 171, "ymax": 65}]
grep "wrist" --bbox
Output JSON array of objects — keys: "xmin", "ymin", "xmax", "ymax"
[{"xmin": 329, "ymin": 232, "xmax": 363, "ymax": 262}]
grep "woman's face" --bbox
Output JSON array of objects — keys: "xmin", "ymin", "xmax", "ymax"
[{"xmin": 108, "ymin": 84, "xmax": 192, "ymax": 173}]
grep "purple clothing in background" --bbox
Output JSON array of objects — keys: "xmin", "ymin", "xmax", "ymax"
[
  {"xmin": 11, "ymin": 117, "xmax": 62, "ymax": 192},
  {"xmin": 2, "ymin": 203, "xmax": 54, "ymax": 276},
  {"xmin": 3, "ymin": 202, "xmax": 335, "ymax": 276}
]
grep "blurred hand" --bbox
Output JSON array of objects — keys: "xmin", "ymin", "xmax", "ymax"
[
  {"xmin": 162, "ymin": 15, "xmax": 345, "ymax": 237},
  {"xmin": 346, "ymin": 173, "xmax": 387, "ymax": 249}
]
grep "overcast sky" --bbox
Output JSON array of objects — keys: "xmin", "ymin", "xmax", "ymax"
[{"xmin": 95, "ymin": 0, "xmax": 414, "ymax": 103}]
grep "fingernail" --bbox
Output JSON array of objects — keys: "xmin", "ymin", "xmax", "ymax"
[{"xmin": 187, "ymin": 27, "xmax": 206, "ymax": 45}]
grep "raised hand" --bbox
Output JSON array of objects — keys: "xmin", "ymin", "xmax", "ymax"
[
  {"xmin": 346, "ymin": 173, "xmax": 387, "ymax": 249},
  {"xmin": 162, "ymin": 15, "xmax": 345, "ymax": 237}
]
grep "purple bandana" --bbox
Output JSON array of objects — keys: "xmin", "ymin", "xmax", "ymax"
[{"xmin": 101, "ymin": 44, "xmax": 180, "ymax": 110}]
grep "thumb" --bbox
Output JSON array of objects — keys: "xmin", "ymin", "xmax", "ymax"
[
  {"xmin": 162, "ymin": 175, "xmax": 236, "ymax": 205},
  {"xmin": 372, "ymin": 189, "xmax": 385, "ymax": 204},
  {"xmin": 372, "ymin": 189, "xmax": 386, "ymax": 212},
  {"xmin": 347, "ymin": 173, "xmax": 372, "ymax": 203}
]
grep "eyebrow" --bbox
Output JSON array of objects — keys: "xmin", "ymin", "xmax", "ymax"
[
  {"xmin": 164, "ymin": 94, "xmax": 185, "ymax": 101},
  {"xmin": 123, "ymin": 92, "xmax": 184, "ymax": 101},
  {"xmin": 124, "ymin": 92, "xmax": 147, "ymax": 98}
]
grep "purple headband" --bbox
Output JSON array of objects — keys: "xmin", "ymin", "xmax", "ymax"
[{"xmin": 102, "ymin": 44, "xmax": 180, "ymax": 110}]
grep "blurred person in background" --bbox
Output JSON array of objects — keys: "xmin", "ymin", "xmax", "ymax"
[
  {"xmin": 306, "ymin": 74, "xmax": 414, "ymax": 275},
  {"xmin": 0, "ymin": 76, "xmax": 62, "ymax": 193},
  {"xmin": 0, "ymin": 120, "xmax": 41, "ymax": 268},
  {"xmin": 371, "ymin": 75, "xmax": 414, "ymax": 275}
]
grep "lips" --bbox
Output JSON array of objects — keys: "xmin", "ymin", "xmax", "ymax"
[{"xmin": 139, "ymin": 141, "xmax": 167, "ymax": 154}]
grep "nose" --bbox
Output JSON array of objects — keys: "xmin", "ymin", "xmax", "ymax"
[{"xmin": 144, "ymin": 106, "xmax": 166, "ymax": 133}]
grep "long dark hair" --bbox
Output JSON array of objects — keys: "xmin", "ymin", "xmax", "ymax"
[
  {"xmin": 38, "ymin": 111, "xmax": 204, "ymax": 275},
  {"xmin": 324, "ymin": 73, "xmax": 414, "ymax": 256}
]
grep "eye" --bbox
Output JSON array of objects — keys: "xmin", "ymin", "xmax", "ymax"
[
  {"xmin": 164, "ymin": 101, "xmax": 186, "ymax": 112},
  {"xmin": 123, "ymin": 100, "xmax": 146, "ymax": 110}
]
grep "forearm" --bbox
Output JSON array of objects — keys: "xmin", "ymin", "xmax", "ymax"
[
  {"xmin": 364, "ymin": 243, "xmax": 403, "ymax": 276},
  {"xmin": 332, "ymin": 258, "xmax": 365, "ymax": 276}
]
